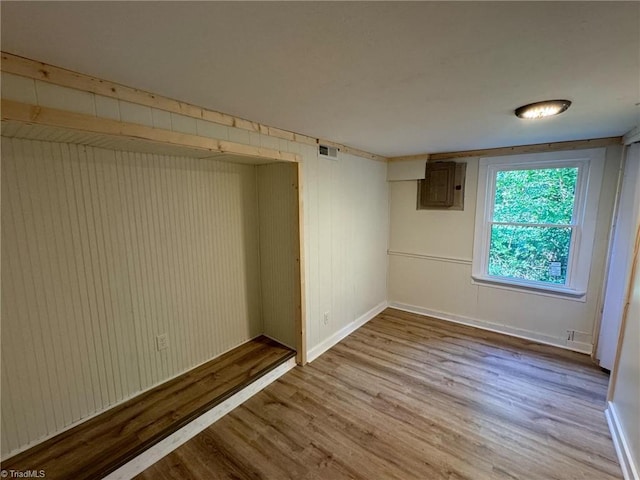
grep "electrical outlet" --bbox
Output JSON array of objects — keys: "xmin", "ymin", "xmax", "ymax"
[
  {"xmin": 323, "ymin": 312, "xmax": 329, "ymax": 325},
  {"xmin": 156, "ymin": 333, "xmax": 168, "ymax": 351}
]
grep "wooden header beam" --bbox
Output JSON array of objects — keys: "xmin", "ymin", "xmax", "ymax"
[
  {"xmin": 1, "ymin": 51, "xmax": 387, "ymax": 163},
  {"xmin": 1, "ymin": 99, "xmax": 301, "ymax": 163}
]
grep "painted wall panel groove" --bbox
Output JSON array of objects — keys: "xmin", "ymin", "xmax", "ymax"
[
  {"xmin": 257, "ymin": 163, "xmax": 298, "ymax": 348},
  {"xmin": 1, "ymin": 137, "xmax": 263, "ymax": 457}
]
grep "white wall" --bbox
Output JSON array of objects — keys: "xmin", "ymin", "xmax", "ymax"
[
  {"xmin": 257, "ymin": 162, "xmax": 298, "ymax": 348},
  {"xmin": 388, "ymin": 146, "xmax": 622, "ymax": 351},
  {"xmin": 0, "ymin": 138, "xmax": 263, "ymax": 457}
]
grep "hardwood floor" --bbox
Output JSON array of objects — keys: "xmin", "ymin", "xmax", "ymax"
[
  {"xmin": 1, "ymin": 336, "xmax": 295, "ymax": 480},
  {"xmin": 138, "ymin": 308, "xmax": 622, "ymax": 480}
]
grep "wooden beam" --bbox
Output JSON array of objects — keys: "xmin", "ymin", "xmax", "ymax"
[
  {"xmin": 1, "ymin": 51, "xmax": 385, "ymax": 160},
  {"xmin": 1, "ymin": 100, "xmax": 300, "ymax": 163},
  {"xmin": 293, "ymin": 162, "xmax": 307, "ymax": 366},
  {"xmin": 428, "ymin": 137, "xmax": 623, "ymax": 161},
  {"xmin": 0, "ymin": 52, "xmax": 240, "ymax": 127}
]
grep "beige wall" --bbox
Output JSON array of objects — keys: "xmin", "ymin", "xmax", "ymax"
[
  {"xmin": 257, "ymin": 162, "xmax": 298, "ymax": 348},
  {"xmin": 0, "ymin": 72, "xmax": 390, "ymax": 355},
  {"xmin": 388, "ymin": 145, "xmax": 623, "ymax": 350},
  {"xmin": 305, "ymin": 151, "xmax": 389, "ymax": 359},
  {"xmin": 0, "ymin": 138, "xmax": 264, "ymax": 456}
]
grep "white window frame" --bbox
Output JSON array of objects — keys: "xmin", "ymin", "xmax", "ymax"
[{"xmin": 472, "ymin": 148, "xmax": 605, "ymax": 300}]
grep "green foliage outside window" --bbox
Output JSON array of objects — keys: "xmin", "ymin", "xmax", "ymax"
[{"xmin": 488, "ymin": 167, "xmax": 579, "ymax": 285}]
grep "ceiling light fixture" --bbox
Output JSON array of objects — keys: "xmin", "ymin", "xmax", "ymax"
[{"xmin": 515, "ymin": 100, "xmax": 571, "ymax": 119}]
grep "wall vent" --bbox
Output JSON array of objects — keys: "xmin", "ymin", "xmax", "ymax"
[{"xmin": 318, "ymin": 144, "xmax": 339, "ymax": 160}]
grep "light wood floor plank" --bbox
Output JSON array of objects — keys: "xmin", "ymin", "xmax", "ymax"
[{"xmin": 137, "ymin": 308, "xmax": 622, "ymax": 480}]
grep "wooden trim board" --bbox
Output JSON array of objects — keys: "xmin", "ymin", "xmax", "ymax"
[
  {"xmin": 1, "ymin": 99, "xmax": 300, "ymax": 163},
  {"xmin": 294, "ymin": 162, "xmax": 308, "ymax": 365},
  {"xmin": 1, "ymin": 51, "xmax": 386, "ymax": 162}
]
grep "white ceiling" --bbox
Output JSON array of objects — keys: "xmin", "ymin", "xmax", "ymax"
[{"xmin": 1, "ymin": 2, "xmax": 638, "ymax": 157}]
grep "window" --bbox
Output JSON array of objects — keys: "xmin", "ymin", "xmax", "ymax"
[{"xmin": 472, "ymin": 149, "xmax": 605, "ymax": 299}]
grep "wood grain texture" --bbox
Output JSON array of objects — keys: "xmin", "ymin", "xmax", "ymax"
[
  {"xmin": 1, "ymin": 100, "xmax": 301, "ymax": 163},
  {"xmin": 294, "ymin": 162, "xmax": 307, "ymax": 365},
  {"xmin": 0, "ymin": 336, "xmax": 295, "ymax": 480},
  {"xmin": 138, "ymin": 308, "xmax": 622, "ymax": 480}
]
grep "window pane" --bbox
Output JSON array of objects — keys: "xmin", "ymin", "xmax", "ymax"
[
  {"xmin": 493, "ymin": 167, "xmax": 578, "ymax": 224},
  {"xmin": 488, "ymin": 225, "xmax": 572, "ymax": 284}
]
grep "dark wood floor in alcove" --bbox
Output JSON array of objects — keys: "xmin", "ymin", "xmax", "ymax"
[
  {"xmin": 138, "ymin": 308, "xmax": 621, "ymax": 480},
  {"xmin": 1, "ymin": 336, "xmax": 295, "ymax": 480}
]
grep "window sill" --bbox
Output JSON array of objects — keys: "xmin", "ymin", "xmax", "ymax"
[{"xmin": 471, "ymin": 274, "xmax": 587, "ymax": 302}]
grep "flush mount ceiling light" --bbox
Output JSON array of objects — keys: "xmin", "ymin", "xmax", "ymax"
[{"xmin": 515, "ymin": 100, "xmax": 571, "ymax": 119}]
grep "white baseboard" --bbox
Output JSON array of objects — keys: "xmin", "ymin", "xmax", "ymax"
[
  {"xmin": 103, "ymin": 357, "xmax": 296, "ymax": 480},
  {"xmin": 307, "ymin": 301, "xmax": 388, "ymax": 363},
  {"xmin": 606, "ymin": 402, "xmax": 640, "ymax": 480},
  {"xmin": 389, "ymin": 302, "xmax": 593, "ymax": 354},
  {"xmin": 566, "ymin": 339, "xmax": 593, "ymax": 353}
]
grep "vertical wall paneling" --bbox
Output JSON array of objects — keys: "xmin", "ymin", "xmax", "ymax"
[
  {"xmin": 307, "ymin": 152, "xmax": 389, "ymax": 351},
  {"xmin": 1, "ymin": 138, "xmax": 264, "ymax": 458},
  {"xmin": 1, "ymin": 70, "xmax": 391, "ymax": 380},
  {"xmin": 257, "ymin": 162, "xmax": 298, "ymax": 348}
]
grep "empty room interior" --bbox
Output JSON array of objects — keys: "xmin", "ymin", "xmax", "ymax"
[{"xmin": 1, "ymin": 2, "xmax": 639, "ymax": 479}]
